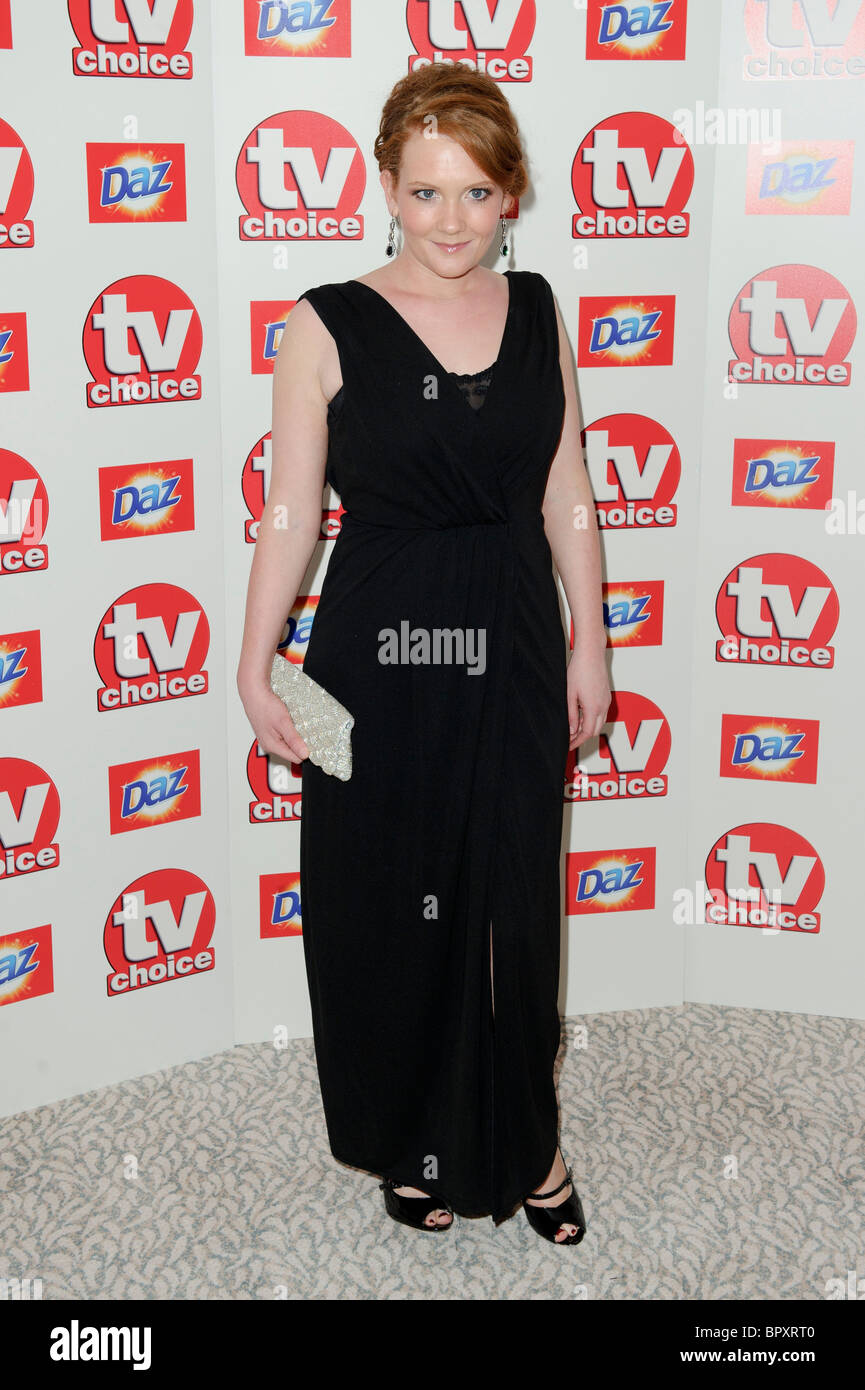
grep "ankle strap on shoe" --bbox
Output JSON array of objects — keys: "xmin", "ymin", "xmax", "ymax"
[{"xmin": 529, "ymin": 1165, "xmax": 573, "ymax": 1202}]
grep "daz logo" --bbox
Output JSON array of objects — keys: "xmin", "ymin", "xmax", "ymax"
[
  {"xmin": 244, "ymin": 0, "xmax": 350, "ymax": 57},
  {"xmin": 70, "ymin": 0, "xmax": 194, "ymax": 79},
  {"xmin": 566, "ymin": 691, "xmax": 670, "ymax": 802},
  {"xmin": 578, "ymin": 293, "xmax": 675, "ymax": 366},
  {"xmin": 704, "ymin": 823, "xmax": 824, "ymax": 932},
  {"xmin": 745, "ymin": 140, "xmax": 853, "ymax": 215},
  {"xmin": 720, "ymin": 714, "xmax": 819, "ymax": 784},
  {"xmin": 94, "ymin": 583, "xmax": 210, "ymax": 710},
  {"xmin": 83, "ymin": 275, "xmax": 203, "ymax": 407},
  {"xmin": 251, "ymin": 299, "xmax": 295, "ymax": 373},
  {"xmin": 727, "ymin": 263, "xmax": 855, "ymax": 385},
  {"xmin": 743, "ymin": 0, "xmax": 865, "ymax": 80},
  {"xmin": 0, "ymin": 117, "xmax": 35, "ymax": 247},
  {"xmin": 85, "ymin": 142, "xmax": 187, "ymax": 223},
  {"xmin": 236, "ymin": 110, "xmax": 364, "ymax": 242},
  {"xmin": 601, "ymin": 580, "xmax": 664, "ymax": 648},
  {"xmin": 573, "ymin": 112, "xmax": 693, "ymax": 239},
  {"xmin": 584, "ymin": 413, "xmax": 680, "ymax": 529},
  {"xmin": 715, "ymin": 553, "xmax": 838, "ymax": 669},
  {"xmin": 731, "ymin": 437, "xmax": 835, "ymax": 511},
  {"xmin": 108, "ymin": 749, "xmax": 201, "ymax": 834},
  {"xmin": 98, "ymin": 458, "xmax": 194, "ymax": 540},
  {"xmin": 0, "ymin": 311, "xmax": 29, "ymax": 392},
  {"xmin": 566, "ymin": 845, "xmax": 656, "ymax": 914},
  {"xmin": 0, "ymin": 629, "xmax": 42, "ymax": 709},
  {"xmin": 407, "ymin": 0, "xmax": 535, "ymax": 80},
  {"xmin": 0, "ymin": 757, "xmax": 60, "ymax": 880},
  {"xmin": 104, "ymin": 867, "xmax": 216, "ymax": 997},
  {"xmin": 248, "ymin": 740, "xmax": 303, "ymax": 824},
  {"xmin": 260, "ymin": 870, "xmax": 302, "ymax": 936},
  {"xmin": 586, "ymin": 0, "xmax": 688, "ymax": 61},
  {"xmin": 277, "ymin": 595, "xmax": 320, "ymax": 664},
  {"xmin": 0, "ymin": 925, "xmax": 54, "ymax": 1007}
]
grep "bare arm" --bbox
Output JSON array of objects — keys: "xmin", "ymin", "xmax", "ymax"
[
  {"xmin": 542, "ymin": 294, "xmax": 611, "ymax": 747},
  {"xmin": 235, "ymin": 297, "xmax": 332, "ymax": 762}
]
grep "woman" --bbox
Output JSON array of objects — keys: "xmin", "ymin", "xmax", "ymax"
[{"xmin": 237, "ymin": 64, "xmax": 610, "ymax": 1243}]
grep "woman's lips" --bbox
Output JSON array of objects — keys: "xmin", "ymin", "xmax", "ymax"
[{"xmin": 434, "ymin": 240, "xmax": 470, "ymax": 251}]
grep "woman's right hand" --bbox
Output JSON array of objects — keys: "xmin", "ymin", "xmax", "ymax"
[{"xmin": 237, "ymin": 676, "xmax": 310, "ymax": 765}]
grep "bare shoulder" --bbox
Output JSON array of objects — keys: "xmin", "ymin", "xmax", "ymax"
[{"xmin": 274, "ymin": 294, "xmax": 334, "ymax": 405}]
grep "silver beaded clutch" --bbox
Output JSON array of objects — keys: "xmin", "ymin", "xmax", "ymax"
[{"xmin": 269, "ymin": 654, "xmax": 354, "ymax": 781}]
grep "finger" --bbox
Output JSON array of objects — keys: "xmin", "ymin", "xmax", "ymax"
[{"xmin": 273, "ymin": 726, "xmax": 310, "ymax": 761}]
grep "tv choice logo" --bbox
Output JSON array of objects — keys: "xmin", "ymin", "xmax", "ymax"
[
  {"xmin": 584, "ymin": 413, "xmax": 680, "ymax": 529},
  {"xmin": 83, "ymin": 275, "xmax": 203, "ymax": 408},
  {"xmin": 248, "ymin": 740, "xmax": 303, "ymax": 823},
  {"xmin": 244, "ymin": 0, "xmax": 350, "ymax": 57},
  {"xmin": 566, "ymin": 845, "xmax": 656, "ymax": 915},
  {"xmin": 0, "ymin": 629, "xmax": 42, "ymax": 709},
  {"xmin": 586, "ymin": 0, "xmax": 688, "ymax": 61},
  {"xmin": 745, "ymin": 141, "xmax": 853, "ymax": 216},
  {"xmin": 242, "ymin": 426, "xmax": 343, "ymax": 543},
  {"xmin": 0, "ymin": 311, "xmax": 29, "ymax": 392},
  {"xmin": 0, "ymin": 758, "xmax": 60, "ymax": 880},
  {"xmin": 94, "ymin": 582, "xmax": 210, "ymax": 711},
  {"xmin": 715, "ymin": 553, "xmax": 838, "ymax": 669},
  {"xmin": 108, "ymin": 750, "xmax": 201, "ymax": 835},
  {"xmin": 743, "ymin": 0, "xmax": 865, "ymax": 80},
  {"xmin": 572, "ymin": 112, "xmax": 693, "ymax": 239},
  {"xmin": 104, "ymin": 867, "xmax": 216, "ymax": 997},
  {"xmin": 0, "ymin": 116, "xmax": 34, "ymax": 247},
  {"xmin": 577, "ymin": 294, "xmax": 675, "ymax": 367},
  {"xmin": 70, "ymin": 0, "xmax": 194, "ymax": 78},
  {"xmin": 727, "ymin": 264, "xmax": 856, "ymax": 386},
  {"xmin": 0, "ymin": 450, "xmax": 49, "ymax": 572},
  {"xmin": 601, "ymin": 580, "xmax": 663, "ymax": 648},
  {"xmin": 704, "ymin": 823, "xmax": 824, "ymax": 932},
  {"xmin": 236, "ymin": 111, "xmax": 365, "ymax": 242},
  {"xmin": 98, "ymin": 458, "xmax": 194, "ymax": 540},
  {"xmin": 0, "ymin": 925, "xmax": 54, "ymax": 1008},
  {"xmin": 406, "ymin": 0, "xmax": 535, "ymax": 78},
  {"xmin": 85, "ymin": 142, "xmax": 187, "ymax": 223},
  {"xmin": 0, "ymin": 0, "xmax": 10, "ymax": 49},
  {"xmin": 720, "ymin": 714, "xmax": 819, "ymax": 785},
  {"xmin": 260, "ymin": 870, "xmax": 302, "ymax": 937},
  {"xmin": 566, "ymin": 691, "xmax": 670, "ymax": 802}
]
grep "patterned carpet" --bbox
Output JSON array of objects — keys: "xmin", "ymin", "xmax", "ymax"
[{"xmin": 2, "ymin": 1003, "xmax": 863, "ymax": 1300}]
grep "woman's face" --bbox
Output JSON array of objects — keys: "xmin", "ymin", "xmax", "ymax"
[{"xmin": 381, "ymin": 128, "xmax": 513, "ymax": 275}]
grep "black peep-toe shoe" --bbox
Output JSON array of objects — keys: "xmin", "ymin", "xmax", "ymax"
[
  {"xmin": 379, "ymin": 1177, "xmax": 454, "ymax": 1233},
  {"xmin": 522, "ymin": 1160, "xmax": 587, "ymax": 1246}
]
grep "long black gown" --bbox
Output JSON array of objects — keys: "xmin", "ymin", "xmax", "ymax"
[{"xmin": 295, "ymin": 269, "xmax": 568, "ymax": 1224}]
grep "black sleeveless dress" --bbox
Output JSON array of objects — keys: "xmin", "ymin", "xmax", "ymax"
[{"xmin": 295, "ymin": 270, "xmax": 568, "ymax": 1224}]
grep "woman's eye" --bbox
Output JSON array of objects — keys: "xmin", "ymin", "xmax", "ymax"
[{"xmin": 411, "ymin": 189, "xmax": 492, "ymax": 201}]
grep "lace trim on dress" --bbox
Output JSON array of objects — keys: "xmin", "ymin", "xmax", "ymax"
[{"xmin": 449, "ymin": 361, "xmax": 495, "ymax": 412}]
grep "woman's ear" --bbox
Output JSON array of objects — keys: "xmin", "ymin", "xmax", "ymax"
[{"xmin": 380, "ymin": 170, "xmax": 396, "ymax": 216}]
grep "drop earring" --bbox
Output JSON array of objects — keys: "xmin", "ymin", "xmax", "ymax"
[
  {"xmin": 499, "ymin": 215, "xmax": 508, "ymax": 257},
  {"xmin": 386, "ymin": 214, "xmax": 398, "ymax": 257}
]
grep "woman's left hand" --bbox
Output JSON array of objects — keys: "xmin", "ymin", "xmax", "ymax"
[{"xmin": 566, "ymin": 642, "xmax": 611, "ymax": 750}]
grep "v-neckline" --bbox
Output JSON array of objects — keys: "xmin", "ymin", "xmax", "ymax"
[{"xmin": 348, "ymin": 271, "xmax": 515, "ymax": 421}]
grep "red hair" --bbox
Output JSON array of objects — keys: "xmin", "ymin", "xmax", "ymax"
[{"xmin": 373, "ymin": 63, "xmax": 529, "ymax": 200}]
